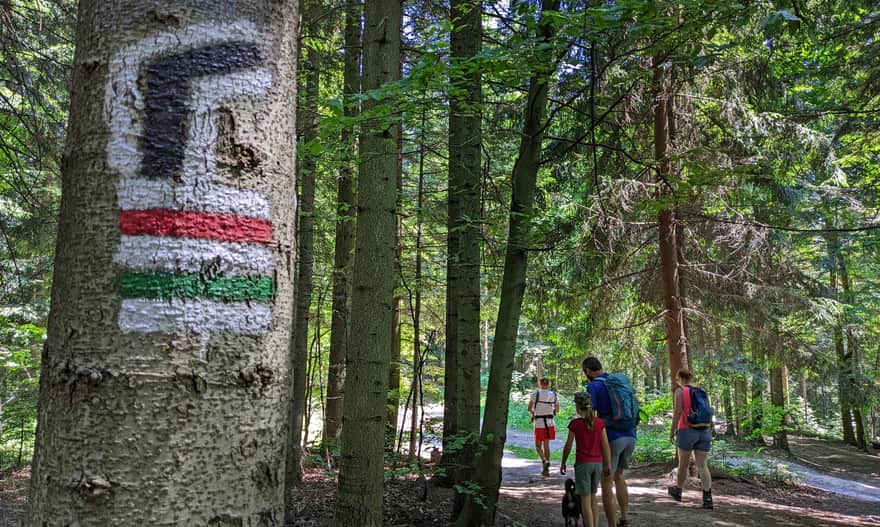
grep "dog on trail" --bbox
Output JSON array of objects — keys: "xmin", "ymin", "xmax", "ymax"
[{"xmin": 561, "ymin": 478, "xmax": 581, "ymax": 527}]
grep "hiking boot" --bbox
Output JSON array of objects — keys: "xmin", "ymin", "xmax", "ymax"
[
  {"xmin": 542, "ymin": 461, "xmax": 550, "ymax": 476},
  {"xmin": 702, "ymin": 489, "xmax": 714, "ymax": 509},
  {"xmin": 667, "ymin": 485, "xmax": 682, "ymax": 501}
]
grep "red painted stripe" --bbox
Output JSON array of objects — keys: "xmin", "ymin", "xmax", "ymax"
[{"xmin": 120, "ymin": 209, "xmax": 273, "ymax": 244}]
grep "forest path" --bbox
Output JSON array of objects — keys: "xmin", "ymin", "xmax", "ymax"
[
  {"xmin": 502, "ymin": 425, "xmax": 880, "ymax": 503},
  {"xmin": 495, "ymin": 447, "xmax": 880, "ymax": 527}
]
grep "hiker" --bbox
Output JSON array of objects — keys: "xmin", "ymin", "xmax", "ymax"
[
  {"xmin": 529, "ymin": 377, "xmax": 560, "ymax": 476},
  {"xmin": 583, "ymin": 357, "xmax": 637, "ymax": 527},
  {"xmin": 560, "ymin": 392, "xmax": 612, "ymax": 527},
  {"xmin": 668, "ymin": 368, "xmax": 714, "ymax": 509}
]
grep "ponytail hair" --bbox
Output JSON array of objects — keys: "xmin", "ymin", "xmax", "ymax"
[{"xmin": 574, "ymin": 392, "xmax": 595, "ymax": 430}]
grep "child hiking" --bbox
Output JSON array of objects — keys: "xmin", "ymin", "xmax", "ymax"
[
  {"xmin": 668, "ymin": 368, "xmax": 715, "ymax": 509},
  {"xmin": 561, "ymin": 392, "xmax": 612, "ymax": 527},
  {"xmin": 529, "ymin": 377, "xmax": 560, "ymax": 476}
]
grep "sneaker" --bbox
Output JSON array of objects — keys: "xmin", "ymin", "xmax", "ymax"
[
  {"xmin": 542, "ymin": 461, "xmax": 550, "ymax": 477},
  {"xmin": 667, "ymin": 485, "xmax": 682, "ymax": 501},
  {"xmin": 702, "ymin": 489, "xmax": 714, "ymax": 509}
]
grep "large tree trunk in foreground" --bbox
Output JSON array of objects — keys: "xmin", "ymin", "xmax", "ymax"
[
  {"xmin": 456, "ymin": 1, "xmax": 560, "ymax": 524},
  {"xmin": 323, "ymin": 0, "xmax": 361, "ymax": 442},
  {"xmin": 334, "ymin": 0, "xmax": 400, "ymax": 522},
  {"xmin": 444, "ymin": 0, "xmax": 483, "ymax": 492},
  {"xmin": 28, "ymin": 2, "xmax": 298, "ymax": 524},
  {"xmin": 653, "ymin": 56, "xmax": 687, "ymax": 391}
]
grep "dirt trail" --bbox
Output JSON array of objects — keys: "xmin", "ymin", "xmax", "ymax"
[{"xmin": 495, "ymin": 434, "xmax": 880, "ymax": 527}]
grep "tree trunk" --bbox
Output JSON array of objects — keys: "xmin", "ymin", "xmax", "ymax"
[
  {"xmin": 286, "ymin": 3, "xmax": 322, "ymax": 494},
  {"xmin": 448, "ymin": 0, "xmax": 483, "ymax": 492},
  {"xmin": 732, "ymin": 326, "xmax": 748, "ymax": 438},
  {"xmin": 28, "ymin": 3, "xmax": 298, "ymax": 523},
  {"xmin": 769, "ymin": 365, "xmax": 790, "ymax": 452},
  {"xmin": 386, "ymin": 145, "xmax": 403, "ymax": 452},
  {"xmin": 653, "ymin": 55, "xmax": 687, "ymax": 391},
  {"xmin": 839, "ymin": 251, "xmax": 867, "ymax": 450},
  {"xmin": 827, "ymin": 233, "xmax": 857, "ymax": 446},
  {"xmin": 409, "ymin": 119, "xmax": 427, "ymax": 460},
  {"xmin": 334, "ymin": 0, "xmax": 400, "ymax": 522},
  {"xmin": 323, "ymin": 0, "xmax": 361, "ymax": 442},
  {"xmin": 455, "ymin": 1, "xmax": 560, "ymax": 524}
]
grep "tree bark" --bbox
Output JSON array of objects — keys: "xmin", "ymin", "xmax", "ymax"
[
  {"xmin": 409, "ymin": 119, "xmax": 427, "ymax": 460},
  {"xmin": 446, "ymin": 0, "xmax": 483, "ymax": 492},
  {"xmin": 653, "ymin": 55, "xmax": 687, "ymax": 392},
  {"xmin": 827, "ymin": 233, "xmax": 858, "ymax": 445},
  {"xmin": 334, "ymin": 0, "xmax": 400, "ymax": 522},
  {"xmin": 28, "ymin": 3, "xmax": 298, "ymax": 523},
  {"xmin": 839, "ymin": 250, "xmax": 867, "ymax": 450},
  {"xmin": 769, "ymin": 365, "xmax": 790, "ymax": 451},
  {"xmin": 323, "ymin": 0, "xmax": 361, "ymax": 442},
  {"xmin": 456, "ymin": 1, "xmax": 560, "ymax": 524},
  {"xmin": 286, "ymin": 0, "xmax": 322, "ymax": 496}
]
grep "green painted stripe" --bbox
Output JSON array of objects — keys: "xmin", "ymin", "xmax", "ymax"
[{"xmin": 118, "ymin": 272, "xmax": 274, "ymax": 302}]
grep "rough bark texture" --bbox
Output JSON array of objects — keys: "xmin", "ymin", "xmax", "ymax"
[
  {"xmin": 28, "ymin": 2, "xmax": 298, "ymax": 524},
  {"xmin": 334, "ymin": 0, "xmax": 400, "ymax": 522},
  {"xmin": 287, "ymin": 6, "xmax": 321, "ymax": 496},
  {"xmin": 445, "ymin": 0, "xmax": 483, "ymax": 490},
  {"xmin": 653, "ymin": 56, "xmax": 687, "ymax": 392},
  {"xmin": 323, "ymin": 0, "xmax": 360, "ymax": 443},
  {"xmin": 456, "ymin": 1, "xmax": 559, "ymax": 524}
]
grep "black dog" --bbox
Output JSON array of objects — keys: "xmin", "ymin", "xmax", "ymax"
[{"xmin": 561, "ymin": 478, "xmax": 581, "ymax": 527}]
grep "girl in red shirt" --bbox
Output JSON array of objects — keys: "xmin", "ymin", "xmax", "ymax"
[{"xmin": 561, "ymin": 392, "xmax": 612, "ymax": 527}]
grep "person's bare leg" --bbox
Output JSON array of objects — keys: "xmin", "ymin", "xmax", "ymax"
[
  {"xmin": 580, "ymin": 494, "xmax": 593, "ymax": 527},
  {"xmin": 614, "ymin": 468, "xmax": 628, "ymax": 523},
  {"xmin": 675, "ymin": 447, "xmax": 690, "ymax": 489},
  {"xmin": 694, "ymin": 450, "xmax": 712, "ymax": 490},
  {"xmin": 600, "ymin": 475, "xmax": 617, "ymax": 527},
  {"xmin": 535, "ymin": 437, "xmax": 544, "ymax": 463},
  {"xmin": 542, "ymin": 440, "xmax": 551, "ymax": 464}
]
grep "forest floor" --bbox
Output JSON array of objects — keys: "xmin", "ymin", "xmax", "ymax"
[{"xmin": 1, "ymin": 434, "xmax": 878, "ymax": 526}]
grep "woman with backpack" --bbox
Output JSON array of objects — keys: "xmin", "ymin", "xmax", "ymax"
[
  {"xmin": 560, "ymin": 392, "xmax": 612, "ymax": 527},
  {"xmin": 668, "ymin": 368, "xmax": 714, "ymax": 509}
]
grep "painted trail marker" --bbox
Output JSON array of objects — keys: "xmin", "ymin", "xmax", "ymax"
[{"xmin": 105, "ymin": 23, "xmax": 277, "ymax": 346}]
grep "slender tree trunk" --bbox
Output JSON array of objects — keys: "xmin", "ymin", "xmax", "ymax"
[
  {"xmin": 323, "ymin": 0, "xmax": 361, "ymax": 442},
  {"xmin": 286, "ymin": 4, "xmax": 322, "ymax": 494},
  {"xmin": 827, "ymin": 233, "xmax": 857, "ymax": 445},
  {"xmin": 840, "ymin": 252, "xmax": 867, "ymax": 450},
  {"xmin": 732, "ymin": 326, "xmax": 748, "ymax": 438},
  {"xmin": 386, "ymin": 140, "xmax": 404, "ymax": 452},
  {"xmin": 653, "ymin": 55, "xmax": 687, "ymax": 391},
  {"xmin": 409, "ymin": 119, "xmax": 427, "ymax": 460},
  {"xmin": 769, "ymin": 365, "xmax": 790, "ymax": 452},
  {"xmin": 28, "ymin": 3, "xmax": 298, "ymax": 523},
  {"xmin": 334, "ymin": 0, "xmax": 400, "ymax": 522},
  {"xmin": 456, "ymin": 1, "xmax": 560, "ymax": 524}
]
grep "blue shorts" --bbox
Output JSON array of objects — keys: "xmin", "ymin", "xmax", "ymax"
[
  {"xmin": 676, "ymin": 427, "xmax": 712, "ymax": 452},
  {"xmin": 574, "ymin": 462, "xmax": 603, "ymax": 494},
  {"xmin": 609, "ymin": 436, "xmax": 636, "ymax": 473}
]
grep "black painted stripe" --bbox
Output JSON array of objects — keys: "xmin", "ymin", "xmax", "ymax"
[{"xmin": 140, "ymin": 42, "xmax": 264, "ymax": 180}]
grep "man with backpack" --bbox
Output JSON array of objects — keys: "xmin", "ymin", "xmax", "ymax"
[
  {"xmin": 528, "ymin": 377, "xmax": 560, "ymax": 476},
  {"xmin": 583, "ymin": 356, "xmax": 638, "ymax": 527}
]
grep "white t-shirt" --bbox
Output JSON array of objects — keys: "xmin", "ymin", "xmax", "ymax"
[{"xmin": 530, "ymin": 389, "xmax": 558, "ymax": 429}]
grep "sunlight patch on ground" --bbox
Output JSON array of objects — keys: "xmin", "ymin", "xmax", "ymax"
[{"xmin": 720, "ymin": 493, "xmax": 879, "ymax": 526}]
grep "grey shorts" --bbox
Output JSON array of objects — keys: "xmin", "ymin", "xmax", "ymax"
[
  {"xmin": 574, "ymin": 462, "xmax": 603, "ymax": 494},
  {"xmin": 676, "ymin": 427, "xmax": 712, "ymax": 452},
  {"xmin": 609, "ymin": 436, "xmax": 636, "ymax": 473}
]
